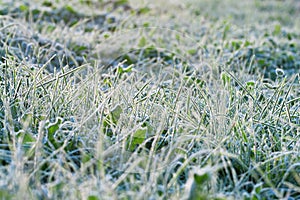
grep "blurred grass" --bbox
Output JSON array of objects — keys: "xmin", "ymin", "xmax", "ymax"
[{"xmin": 0, "ymin": 0, "xmax": 300, "ymax": 199}]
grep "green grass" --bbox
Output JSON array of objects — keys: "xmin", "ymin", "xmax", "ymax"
[{"xmin": 0, "ymin": 0, "xmax": 300, "ymax": 199}]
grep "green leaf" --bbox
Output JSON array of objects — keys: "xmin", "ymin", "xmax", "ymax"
[
  {"xmin": 23, "ymin": 132, "xmax": 36, "ymax": 143},
  {"xmin": 102, "ymin": 105, "xmax": 123, "ymax": 136},
  {"xmin": 50, "ymin": 182, "xmax": 65, "ymax": 194},
  {"xmin": 257, "ymin": 59, "xmax": 265, "ymax": 66},
  {"xmin": 138, "ymin": 36, "xmax": 147, "ymax": 48},
  {"xmin": 287, "ymin": 33, "xmax": 292, "ymax": 40},
  {"xmin": 80, "ymin": 0, "xmax": 92, "ymax": 6},
  {"xmin": 19, "ymin": 4, "xmax": 29, "ymax": 12},
  {"xmin": 114, "ymin": 0, "xmax": 129, "ymax": 7},
  {"xmin": 222, "ymin": 23, "xmax": 231, "ymax": 40},
  {"xmin": 110, "ymin": 105, "xmax": 122, "ymax": 123},
  {"xmin": 31, "ymin": 9, "xmax": 40, "ymax": 16},
  {"xmin": 221, "ymin": 72, "xmax": 231, "ymax": 86},
  {"xmin": 187, "ymin": 49, "xmax": 197, "ymax": 55},
  {"xmin": 246, "ymin": 80, "xmax": 255, "ymax": 91},
  {"xmin": 194, "ymin": 172, "xmax": 211, "ymax": 185},
  {"xmin": 254, "ymin": 182, "xmax": 263, "ymax": 194},
  {"xmin": 64, "ymin": 5, "xmax": 76, "ymax": 14},
  {"xmin": 126, "ymin": 127, "xmax": 147, "ymax": 151},
  {"xmin": 16, "ymin": 131, "xmax": 36, "ymax": 157},
  {"xmin": 46, "ymin": 25, "xmax": 56, "ymax": 33},
  {"xmin": 273, "ymin": 24, "xmax": 281, "ymax": 35},
  {"xmin": 143, "ymin": 22, "xmax": 150, "ymax": 27},
  {"xmin": 176, "ymin": 34, "xmax": 181, "ymax": 42},
  {"xmin": 46, "ymin": 118, "xmax": 62, "ymax": 136},
  {"xmin": 0, "ymin": 189, "xmax": 13, "ymax": 200},
  {"xmin": 251, "ymin": 194, "xmax": 259, "ymax": 200},
  {"xmin": 188, "ymin": 171, "xmax": 211, "ymax": 200},
  {"xmin": 45, "ymin": 117, "xmax": 63, "ymax": 147},
  {"xmin": 81, "ymin": 151, "xmax": 93, "ymax": 164},
  {"xmin": 17, "ymin": 130, "xmax": 36, "ymax": 143},
  {"xmin": 102, "ymin": 116, "xmax": 113, "ymax": 136},
  {"xmin": 138, "ymin": 7, "xmax": 150, "ymax": 15},
  {"xmin": 117, "ymin": 65, "xmax": 132, "ymax": 75},
  {"xmin": 231, "ymin": 41, "xmax": 242, "ymax": 50},
  {"xmin": 241, "ymin": 129, "xmax": 248, "ymax": 143},
  {"xmin": 42, "ymin": 1, "xmax": 53, "ymax": 7},
  {"xmin": 244, "ymin": 40, "xmax": 252, "ymax": 47},
  {"xmin": 87, "ymin": 196, "xmax": 99, "ymax": 200},
  {"xmin": 103, "ymin": 33, "xmax": 110, "ymax": 39}
]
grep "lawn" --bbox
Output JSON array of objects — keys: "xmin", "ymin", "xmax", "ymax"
[{"xmin": 0, "ymin": 0, "xmax": 300, "ymax": 199}]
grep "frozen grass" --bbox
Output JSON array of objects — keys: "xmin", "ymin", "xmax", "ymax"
[{"xmin": 0, "ymin": 0, "xmax": 300, "ymax": 199}]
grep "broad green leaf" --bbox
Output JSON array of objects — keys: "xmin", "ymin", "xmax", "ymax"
[
  {"xmin": 114, "ymin": 0, "xmax": 129, "ymax": 7},
  {"xmin": 45, "ymin": 118, "xmax": 63, "ymax": 148},
  {"xmin": 273, "ymin": 24, "xmax": 281, "ymax": 35},
  {"xmin": 19, "ymin": 4, "xmax": 29, "ymax": 12},
  {"xmin": 244, "ymin": 40, "xmax": 252, "ymax": 47},
  {"xmin": 81, "ymin": 151, "xmax": 92, "ymax": 164},
  {"xmin": 88, "ymin": 196, "xmax": 99, "ymax": 200},
  {"xmin": 187, "ymin": 49, "xmax": 197, "ymax": 55},
  {"xmin": 46, "ymin": 118, "xmax": 63, "ymax": 137},
  {"xmin": 42, "ymin": 1, "xmax": 53, "ymax": 7},
  {"xmin": 287, "ymin": 33, "xmax": 292, "ymax": 40},
  {"xmin": 246, "ymin": 80, "xmax": 255, "ymax": 91},
  {"xmin": 16, "ymin": 131, "xmax": 36, "ymax": 157},
  {"xmin": 126, "ymin": 127, "xmax": 147, "ymax": 151},
  {"xmin": 102, "ymin": 105, "xmax": 122, "ymax": 136},
  {"xmin": 50, "ymin": 182, "xmax": 65, "ymax": 194},
  {"xmin": 23, "ymin": 132, "xmax": 36, "ymax": 144},
  {"xmin": 104, "ymin": 33, "xmax": 110, "ymax": 39},
  {"xmin": 117, "ymin": 65, "xmax": 132, "ymax": 75},
  {"xmin": 138, "ymin": 36, "xmax": 147, "ymax": 48},
  {"xmin": 31, "ymin": 9, "xmax": 40, "ymax": 16},
  {"xmin": 194, "ymin": 172, "xmax": 211, "ymax": 185},
  {"xmin": 73, "ymin": 45, "xmax": 88, "ymax": 53},
  {"xmin": 138, "ymin": 7, "xmax": 150, "ymax": 15},
  {"xmin": 143, "ymin": 22, "xmax": 150, "ymax": 27},
  {"xmin": 188, "ymin": 170, "xmax": 212, "ymax": 200},
  {"xmin": 110, "ymin": 105, "xmax": 122, "ymax": 123},
  {"xmin": 16, "ymin": 130, "xmax": 36, "ymax": 144},
  {"xmin": 257, "ymin": 59, "xmax": 265, "ymax": 66},
  {"xmin": 254, "ymin": 182, "xmax": 263, "ymax": 194}
]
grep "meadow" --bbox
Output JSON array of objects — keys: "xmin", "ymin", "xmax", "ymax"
[{"xmin": 0, "ymin": 0, "xmax": 300, "ymax": 199}]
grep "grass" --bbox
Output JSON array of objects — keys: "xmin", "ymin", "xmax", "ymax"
[{"xmin": 0, "ymin": 0, "xmax": 300, "ymax": 199}]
